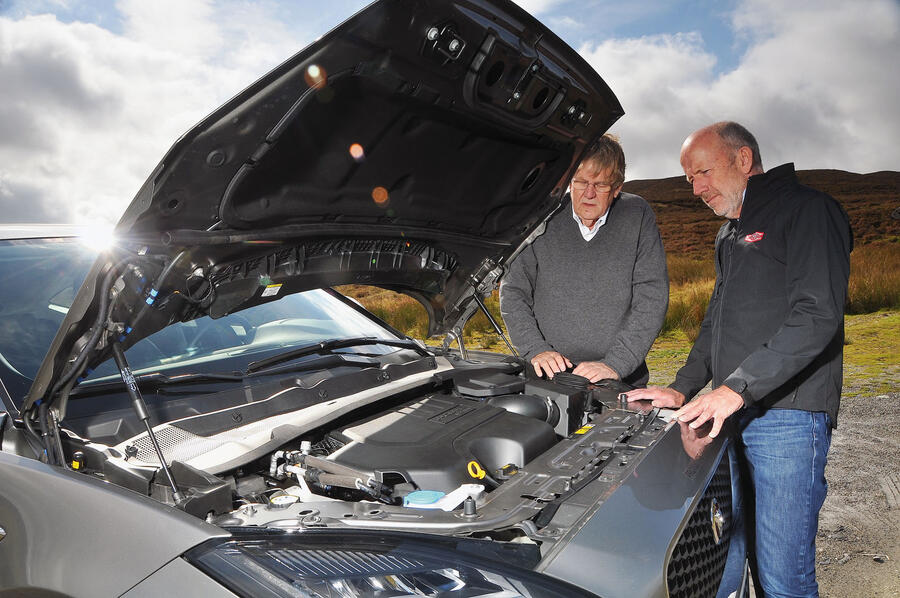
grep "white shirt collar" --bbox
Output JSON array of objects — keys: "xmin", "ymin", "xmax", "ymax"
[{"xmin": 571, "ymin": 204, "xmax": 609, "ymax": 241}]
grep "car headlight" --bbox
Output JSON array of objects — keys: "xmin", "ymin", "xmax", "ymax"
[{"xmin": 184, "ymin": 530, "xmax": 596, "ymax": 597}]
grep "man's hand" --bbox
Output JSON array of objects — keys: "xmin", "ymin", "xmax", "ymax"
[
  {"xmin": 531, "ymin": 351, "xmax": 572, "ymax": 379},
  {"xmin": 624, "ymin": 386, "xmax": 686, "ymax": 408},
  {"xmin": 670, "ymin": 386, "xmax": 744, "ymax": 439},
  {"xmin": 572, "ymin": 361, "xmax": 620, "ymax": 383}
]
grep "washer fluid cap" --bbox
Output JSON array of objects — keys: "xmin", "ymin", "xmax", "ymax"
[{"xmin": 404, "ymin": 490, "xmax": 446, "ymax": 506}]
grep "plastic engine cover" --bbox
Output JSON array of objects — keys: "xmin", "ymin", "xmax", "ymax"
[{"xmin": 326, "ymin": 392, "xmax": 556, "ymax": 493}]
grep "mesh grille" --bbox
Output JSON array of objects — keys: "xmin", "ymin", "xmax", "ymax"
[
  {"xmin": 666, "ymin": 453, "xmax": 733, "ymax": 598},
  {"xmin": 262, "ymin": 549, "xmax": 425, "ymax": 578},
  {"xmin": 127, "ymin": 416, "xmax": 291, "ymax": 465},
  {"xmin": 130, "ymin": 426, "xmax": 211, "ymax": 464}
]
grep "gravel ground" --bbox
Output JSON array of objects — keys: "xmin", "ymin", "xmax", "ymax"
[{"xmin": 816, "ymin": 391, "xmax": 900, "ymax": 597}]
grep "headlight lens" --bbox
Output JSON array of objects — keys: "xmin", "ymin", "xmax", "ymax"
[{"xmin": 185, "ymin": 531, "xmax": 596, "ymax": 597}]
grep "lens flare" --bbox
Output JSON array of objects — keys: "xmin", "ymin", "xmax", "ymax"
[
  {"xmin": 304, "ymin": 64, "xmax": 327, "ymax": 89},
  {"xmin": 349, "ymin": 143, "xmax": 365, "ymax": 160},
  {"xmin": 372, "ymin": 186, "xmax": 389, "ymax": 205},
  {"xmin": 78, "ymin": 224, "xmax": 115, "ymax": 252}
]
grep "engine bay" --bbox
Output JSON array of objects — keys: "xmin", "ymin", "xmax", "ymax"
[{"xmin": 51, "ymin": 358, "xmax": 670, "ymax": 549}]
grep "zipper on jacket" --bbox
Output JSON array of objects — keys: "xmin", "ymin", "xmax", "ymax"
[{"xmin": 712, "ymin": 219, "xmax": 740, "ymax": 384}]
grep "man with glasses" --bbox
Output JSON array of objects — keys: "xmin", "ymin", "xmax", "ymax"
[{"xmin": 500, "ymin": 134, "xmax": 668, "ymax": 385}]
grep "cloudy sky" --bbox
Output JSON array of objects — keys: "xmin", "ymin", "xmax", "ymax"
[{"xmin": 1, "ymin": 0, "xmax": 898, "ymax": 225}]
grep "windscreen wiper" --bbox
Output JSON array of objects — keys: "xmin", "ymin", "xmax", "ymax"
[
  {"xmin": 70, "ymin": 354, "xmax": 382, "ymax": 398},
  {"xmin": 70, "ymin": 371, "xmax": 245, "ymax": 397},
  {"xmin": 245, "ymin": 337, "xmax": 430, "ymax": 373}
]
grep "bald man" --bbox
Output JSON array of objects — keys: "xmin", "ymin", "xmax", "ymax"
[{"xmin": 627, "ymin": 122, "xmax": 852, "ymax": 597}]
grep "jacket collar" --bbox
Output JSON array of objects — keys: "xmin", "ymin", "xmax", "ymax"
[{"xmin": 742, "ymin": 163, "xmax": 797, "ymax": 217}]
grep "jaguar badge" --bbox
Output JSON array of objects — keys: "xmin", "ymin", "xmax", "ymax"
[{"xmin": 710, "ymin": 498, "xmax": 726, "ymax": 545}]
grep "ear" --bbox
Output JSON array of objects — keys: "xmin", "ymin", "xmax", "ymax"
[{"xmin": 736, "ymin": 146, "xmax": 754, "ymax": 174}]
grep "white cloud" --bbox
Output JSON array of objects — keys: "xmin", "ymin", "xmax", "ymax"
[
  {"xmin": 0, "ymin": 2, "xmax": 309, "ymax": 225},
  {"xmin": 512, "ymin": 0, "xmax": 569, "ymax": 17},
  {"xmin": 0, "ymin": 0, "xmax": 896, "ymax": 227},
  {"xmin": 579, "ymin": 32, "xmax": 719, "ymax": 179},
  {"xmin": 580, "ymin": 0, "xmax": 900, "ymax": 179},
  {"xmin": 118, "ymin": 0, "xmax": 223, "ymax": 59}
]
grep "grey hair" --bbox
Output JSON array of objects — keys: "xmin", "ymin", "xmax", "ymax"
[
  {"xmin": 579, "ymin": 133, "xmax": 626, "ymax": 187},
  {"xmin": 712, "ymin": 121, "xmax": 763, "ymax": 171}
]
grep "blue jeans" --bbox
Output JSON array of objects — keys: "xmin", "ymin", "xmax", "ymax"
[{"xmin": 733, "ymin": 407, "xmax": 832, "ymax": 598}]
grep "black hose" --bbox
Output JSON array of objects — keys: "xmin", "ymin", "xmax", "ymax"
[
  {"xmin": 552, "ymin": 371, "xmax": 591, "ymax": 390},
  {"xmin": 37, "ymin": 403, "xmax": 54, "ymax": 465},
  {"xmin": 22, "ymin": 413, "xmax": 44, "ymax": 459},
  {"xmin": 46, "ymin": 256, "xmax": 136, "ymax": 400}
]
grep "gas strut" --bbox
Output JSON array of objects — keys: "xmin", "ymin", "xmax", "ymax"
[
  {"xmin": 471, "ymin": 292, "xmax": 518, "ymax": 356},
  {"xmin": 111, "ymin": 343, "xmax": 183, "ymax": 503}
]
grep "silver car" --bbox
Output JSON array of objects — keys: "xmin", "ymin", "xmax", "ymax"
[{"xmin": 0, "ymin": 1, "xmax": 745, "ymax": 596}]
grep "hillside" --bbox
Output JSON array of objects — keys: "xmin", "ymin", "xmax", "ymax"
[{"xmin": 623, "ymin": 169, "xmax": 900, "ymax": 257}]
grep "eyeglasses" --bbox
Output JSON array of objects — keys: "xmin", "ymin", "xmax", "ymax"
[{"xmin": 571, "ymin": 179, "xmax": 613, "ymax": 194}]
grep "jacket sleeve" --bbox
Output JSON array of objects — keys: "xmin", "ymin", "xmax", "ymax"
[
  {"xmin": 602, "ymin": 204, "xmax": 670, "ymax": 379},
  {"xmin": 722, "ymin": 194, "xmax": 852, "ymax": 403},
  {"xmin": 670, "ymin": 223, "xmax": 731, "ymax": 400},
  {"xmin": 669, "ymin": 288, "xmax": 716, "ymax": 399},
  {"xmin": 499, "ymin": 243, "xmax": 555, "ymax": 361}
]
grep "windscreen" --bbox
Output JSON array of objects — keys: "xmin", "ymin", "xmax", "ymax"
[{"xmin": 0, "ymin": 237, "xmax": 400, "ymax": 411}]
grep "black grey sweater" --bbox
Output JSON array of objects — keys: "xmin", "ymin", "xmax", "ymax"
[{"xmin": 499, "ymin": 192, "xmax": 669, "ymax": 385}]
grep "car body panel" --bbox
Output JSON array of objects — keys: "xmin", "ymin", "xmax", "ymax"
[
  {"xmin": 0, "ymin": 449, "xmax": 226, "ymax": 597},
  {"xmin": 539, "ymin": 426, "xmax": 728, "ymax": 596},
  {"xmin": 120, "ymin": 558, "xmax": 239, "ymax": 598}
]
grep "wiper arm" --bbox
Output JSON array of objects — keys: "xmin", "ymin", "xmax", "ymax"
[
  {"xmin": 246, "ymin": 337, "xmax": 429, "ymax": 373},
  {"xmin": 70, "ymin": 371, "xmax": 246, "ymax": 397},
  {"xmin": 70, "ymin": 352, "xmax": 395, "ymax": 399}
]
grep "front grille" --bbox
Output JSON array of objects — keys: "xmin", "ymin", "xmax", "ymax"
[{"xmin": 666, "ymin": 452, "xmax": 733, "ymax": 598}]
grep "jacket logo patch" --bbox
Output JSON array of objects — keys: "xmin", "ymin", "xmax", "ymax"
[{"xmin": 744, "ymin": 231, "xmax": 765, "ymax": 243}]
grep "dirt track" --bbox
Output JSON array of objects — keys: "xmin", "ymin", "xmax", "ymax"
[{"xmin": 817, "ymin": 391, "xmax": 900, "ymax": 597}]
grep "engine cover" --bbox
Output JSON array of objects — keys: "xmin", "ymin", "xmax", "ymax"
[{"xmin": 326, "ymin": 392, "xmax": 556, "ymax": 493}]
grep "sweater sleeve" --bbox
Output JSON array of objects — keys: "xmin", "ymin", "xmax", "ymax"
[
  {"xmin": 722, "ymin": 195, "xmax": 852, "ymax": 403},
  {"xmin": 602, "ymin": 204, "xmax": 670, "ymax": 379},
  {"xmin": 499, "ymin": 243, "xmax": 556, "ymax": 360}
]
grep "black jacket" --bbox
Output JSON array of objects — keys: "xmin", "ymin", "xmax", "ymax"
[{"xmin": 670, "ymin": 164, "xmax": 852, "ymax": 424}]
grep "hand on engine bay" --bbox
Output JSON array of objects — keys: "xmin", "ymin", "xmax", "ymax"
[
  {"xmin": 670, "ymin": 386, "xmax": 744, "ymax": 439},
  {"xmin": 572, "ymin": 361, "xmax": 620, "ymax": 383},
  {"xmin": 623, "ymin": 386, "xmax": 686, "ymax": 408},
  {"xmin": 531, "ymin": 351, "xmax": 572, "ymax": 379}
]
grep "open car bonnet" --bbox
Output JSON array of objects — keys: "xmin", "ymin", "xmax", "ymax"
[{"xmin": 25, "ymin": 0, "xmax": 621, "ymax": 414}]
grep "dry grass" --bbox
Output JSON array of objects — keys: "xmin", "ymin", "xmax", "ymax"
[
  {"xmin": 847, "ymin": 242, "xmax": 900, "ymax": 313},
  {"xmin": 667, "ymin": 255, "xmax": 715, "ymax": 286},
  {"xmin": 337, "ymin": 286, "xmax": 429, "ymax": 338},
  {"xmin": 662, "ymin": 279, "xmax": 715, "ymax": 341}
]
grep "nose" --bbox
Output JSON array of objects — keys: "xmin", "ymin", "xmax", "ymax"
[
  {"xmin": 583, "ymin": 184, "xmax": 597, "ymax": 198},
  {"xmin": 692, "ymin": 178, "xmax": 706, "ymax": 197}
]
